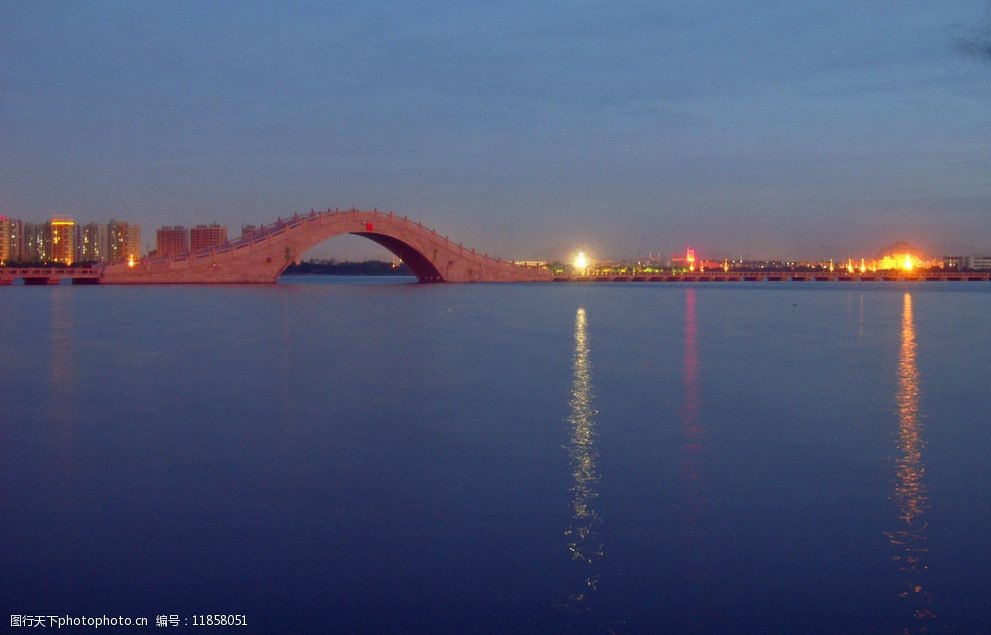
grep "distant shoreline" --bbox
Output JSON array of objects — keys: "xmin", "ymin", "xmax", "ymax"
[{"xmin": 282, "ymin": 260, "xmax": 413, "ymax": 276}]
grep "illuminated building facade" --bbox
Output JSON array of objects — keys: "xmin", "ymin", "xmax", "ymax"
[
  {"xmin": 669, "ymin": 247, "xmax": 720, "ymax": 271},
  {"xmin": 76, "ymin": 223, "xmax": 108, "ymax": 262},
  {"xmin": 156, "ymin": 226, "xmax": 190, "ymax": 258},
  {"xmin": 190, "ymin": 224, "xmax": 228, "ymax": 252},
  {"xmin": 49, "ymin": 218, "xmax": 76, "ymax": 265},
  {"xmin": 9, "ymin": 218, "xmax": 23, "ymax": 262},
  {"xmin": 126, "ymin": 225, "xmax": 142, "ymax": 263},
  {"xmin": 0, "ymin": 216, "xmax": 16, "ymax": 264},
  {"xmin": 22, "ymin": 222, "xmax": 49, "ymax": 263},
  {"xmin": 943, "ymin": 256, "xmax": 966, "ymax": 270},
  {"xmin": 108, "ymin": 221, "xmax": 128, "ymax": 263},
  {"xmin": 0, "ymin": 217, "xmax": 145, "ymax": 265},
  {"xmin": 108, "ymin": 220, "xmax": 142, "ymax": 264}
]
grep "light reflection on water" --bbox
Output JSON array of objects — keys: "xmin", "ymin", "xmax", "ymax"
[
  {"xmin": 859, "ymin": 292, "xmax": 865, "ymax": 342},
  {"xmin": 564, "ymin": 306, "xmax": 602, "ymax": 606},
  {"xmin": 887, "ymin": 292, "xmax": 936, "ymax": 631},
  {"xmin": 50, "ymin": 288, "xmax": 75, "ymax": 480},
  {"xmin": 5, "ymin": 282, "xmax": 991, "ymax": 632},
  {"xmin": 680, "ymin": 288, "xmax": 707, "ymax": 595},
  {"xmin": 681, "ymin": 289, "xmax": 702, "ymax": 488}
]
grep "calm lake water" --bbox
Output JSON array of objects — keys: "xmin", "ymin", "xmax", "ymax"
[{"xmin": 2, "ymin": 277, "xmax": 990, "ymax": 633}]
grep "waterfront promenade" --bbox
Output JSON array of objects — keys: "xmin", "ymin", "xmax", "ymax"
[
  {"xmin": 553, "ymin": 271, "xmax": 991, "ymax": 283},
  {"xmin": 4, "ymin": 266, "xmax": 991, "ymax": 285}
]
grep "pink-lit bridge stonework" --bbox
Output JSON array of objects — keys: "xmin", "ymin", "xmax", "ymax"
[{"xmin": 102, "ymin": 209, "xmax": 551, "ymax": 284}]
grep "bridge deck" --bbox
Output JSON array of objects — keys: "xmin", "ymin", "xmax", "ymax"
[{"xmin": 0, "ymin": 267, "xmax": 103, "ymax": 285}]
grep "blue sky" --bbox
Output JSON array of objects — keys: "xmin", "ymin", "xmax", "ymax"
[{"xmin": 1, "ymin": 1, "xmax": 989, "ymax": 261}]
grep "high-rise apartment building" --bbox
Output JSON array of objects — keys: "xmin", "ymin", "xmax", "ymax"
[
  {"xmin": 190, "ymin": 224, "xmax": 228, "ymax": 252},
  {"xmin": 23, "ymin": 222, "xmax": 49, "ymax": 263},
  {"xmin": 0, "ymin": 216, "xmax": 13, "ymax": 264},
  {"xmin": 126, "ymin": 225, "xmax": 142, "ymax": 263},
  {"xmin": 108, "ymin": 221, "xmax": 128, "ymax": 263},
  {"xmin": 108, "ymin": 220, "xmax": 142, "ymax": 264},
  {"xmin": 76, "ymin": 223, "xmax": 108, "ymax": 263},
  {"xmin": 156, "ymin": 226, "xmax": 190, "ymax": 258},
  {"xmin": 3, "ymin": 218, "xmax": 25, "ymax": 262},
  {"xmin": 49, "ymin": 218, "xmax": 76, "ymax": 265}
]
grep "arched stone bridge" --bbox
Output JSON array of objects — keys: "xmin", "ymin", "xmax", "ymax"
[{"xmin": 103, "ymin": 208, "xmax": 551, "ymax": 284}]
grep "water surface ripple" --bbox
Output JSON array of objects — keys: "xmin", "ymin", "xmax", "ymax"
[{"xmin": 2, "ymin": 279, "xmax": 989, "ymax": 633}]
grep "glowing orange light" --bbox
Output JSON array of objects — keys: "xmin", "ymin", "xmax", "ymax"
[
  {"xmin": 572, "ymin": 251, "xmax": 590, "ymax": 275},
  {"xmin": 127, "ymin": 255, "xmax": 136, "ymax": 268},
  {"xmin": 903, "ymin": 254, "xmax": 913, "ymax": 271}
]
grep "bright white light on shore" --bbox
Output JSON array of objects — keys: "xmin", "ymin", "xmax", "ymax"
[{"xmin": 573, "ymin": 251, "xmax": 590, "ymax": 274}]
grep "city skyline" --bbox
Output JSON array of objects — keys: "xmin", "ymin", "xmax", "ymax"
[
  {"xmin": 1, "ymin": 2, "xmax": 990, "ymax": 262},
  {"xmin": 8, "ymin": 207, "xmax": 991, "ymax": 286},
  {"xmin": 0, "ymin": 215, "xmax": 141, "ymax": 266},
  {"xmin": 3, "ymin": 209, "xmax": 991, "ymax": 268}
]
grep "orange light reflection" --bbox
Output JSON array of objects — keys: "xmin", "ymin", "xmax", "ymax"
[
  {"xmin": 886, "ymin": 292, "xmax": 936, "ymax": 628},
  {"xmin": 564, "ymin": 307, "xmax": 601, "ymax": 605}
]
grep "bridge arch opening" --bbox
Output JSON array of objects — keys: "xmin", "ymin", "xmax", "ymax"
[
  {"xmin": 352, "ymin": 232, "xmax": 444, "ymax": 282},
  {"xmin": 291, "ymin": 230, "xmax": 444, "ymax": 283}
]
